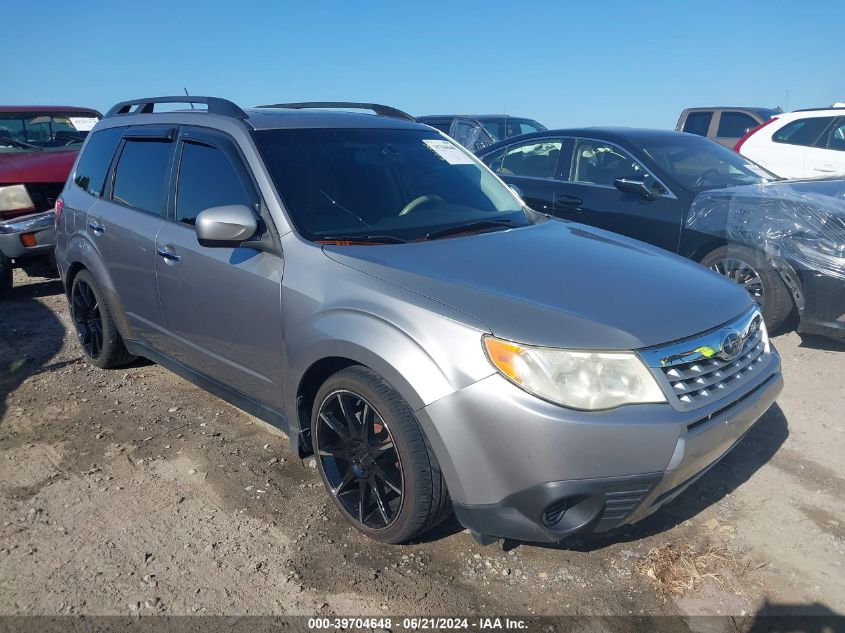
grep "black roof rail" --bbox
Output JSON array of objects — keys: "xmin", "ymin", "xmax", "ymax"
[
  {"xmin": 104, "ymin": 96, "xmax": 248, "ymax": 119},
  {"xmin": 256, "ymin": 101, "xmax": 415, "ymax": 122}
]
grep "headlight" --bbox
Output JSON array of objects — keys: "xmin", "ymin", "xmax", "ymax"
[
  {"xmin": 483, "ymin": 336, "xmax": 666, "ymax": 411},
  {"xmin": 0, "ymin": 184, "xmax": 35, "ymax": 213}
]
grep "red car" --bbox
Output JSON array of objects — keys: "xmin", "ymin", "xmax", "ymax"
[{"xmin": 0, "ymin": 105, "xmax": 101, "ymax": 295}]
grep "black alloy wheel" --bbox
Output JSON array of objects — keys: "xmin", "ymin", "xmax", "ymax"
[
  {"xmin": 71, "ymin": 278, "xmax": 103, "ymax": 359},
  {"xmin": 315, "ymin": 390, "xmax": 404, "ymax": 530}
]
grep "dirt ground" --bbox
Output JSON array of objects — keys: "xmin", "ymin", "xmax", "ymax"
[{"xmin": 1, "ymin": 270, "xmax": 843, "ymax": 627}]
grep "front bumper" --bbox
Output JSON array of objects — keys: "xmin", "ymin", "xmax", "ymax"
[
  {"xmin": 797, "ymin": 271, "xmax": 845, "ymax": 340},
  {"xmin": 0, "ymin": 210, "xmax": 56, "ymax": 259},
  {"xmin": 419, "ymin": 352, "xmax": 782, "ymax": 543}
]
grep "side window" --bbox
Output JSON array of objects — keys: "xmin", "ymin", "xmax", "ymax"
[
  {"xmin": 821, "ymin": 120, "xmax": 845, "ymax": 151},
  {"xmin": 73, "ymin": 127, "xmax": 123, "ymax": 197},
  {"xmin": 176, "ymin": 142, "xmax": 252, "ymax": 226},
  {"xmin": 717, "ymin": 112, "xmax": 759, "ymax": 138},
  {"xmin": 111, "ymin": 139, "xmax": 173, "ymax": 216},
  {"xmin": 773, "ymin": 117, "xmax": 834, "ymax": 146},
  {"xmin": 570, "ymin": 140, "xmax": 646, "ymax": 187},
  {"xmin": 495, "ymin": 140, "xmax": 563, "ymax": 179},
  {"xmin": 682, "ymin": 112, "xmax": 713, "ymax": 136}
]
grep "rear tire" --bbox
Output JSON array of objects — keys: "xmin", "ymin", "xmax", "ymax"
[
  {"xmin": 701, "ymin": 245, "xmax": 793, "ymax": 331},
  {"xmin": 70, "ymin": 270, "xmax": 136, "ymax": 368},
  {"xmin": 311, "ymin": 366, "xmax": 451, "ymax": 544},
  {"xmin": 0, "ymin": 253, "xmax": 11, "ymax": 298}
]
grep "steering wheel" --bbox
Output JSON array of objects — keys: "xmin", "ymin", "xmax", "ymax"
[
  {"xmin": 694, "ymin": 169, "xmax": 721, "ymax": 188},
  {"xmin": 399, "ymin": 195, "xmax": 444, "ymax": 216}
]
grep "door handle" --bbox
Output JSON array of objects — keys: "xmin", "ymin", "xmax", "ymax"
[
  {"xmin": 814, "ymin": 165, "xmax": 835, "ymax": 173},
  {"xmin": 554, "ymin": 194, "xmax": 583, "ymax": 208},
  {"xmin": 157, "ymin": 247, "xmax": 181, "ymax": 263},
  {"xmin": 88, "ymin": 221, "xmax": 105, "ymax": 233}
]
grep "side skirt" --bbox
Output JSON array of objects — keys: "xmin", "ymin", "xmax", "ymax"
[{"xmin": 124, "ymin": 340, "xmax": 291, "ymax": 438}]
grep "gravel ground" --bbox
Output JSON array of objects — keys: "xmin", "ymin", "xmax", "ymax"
[{"xmin": 1, "ymin": 270, "xmax": 843, "ymax": 625}]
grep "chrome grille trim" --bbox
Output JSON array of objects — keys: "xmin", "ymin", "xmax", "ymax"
[{"xmin": 638, "ymin": 307, "xmax": 771, "ymax": 411}]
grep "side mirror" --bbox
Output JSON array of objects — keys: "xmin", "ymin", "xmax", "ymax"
[
  {"xmin": 195, "ymin": 205, "xmax": 258, "ymax": 248},
  {"xmin": 613, "ymin": 177, "xmax": 655, "ymax": 200}
]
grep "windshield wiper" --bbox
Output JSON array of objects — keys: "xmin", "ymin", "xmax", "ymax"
[
  {"xmin": 425, "ymin": 219, "xmax": 515, "ymax": 241},
  {"xmin": 1, "ymin": 138, "xmax": 43, "ymax": 151},
  {"xmin": 317, "ymin": 234, "xmax": 408, "ymax": 244}
]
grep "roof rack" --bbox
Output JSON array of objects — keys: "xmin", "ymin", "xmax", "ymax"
[
  {"xmin": 793, "ymin": 106, "xmax": 845, "ymax": 113},
  {"xmin": 256, "ymin": 101, "xmax": 415, "ymax": 122},
  {"xmin": 104, "ymin": 96, "xmax": 248, "ymax": 119}
]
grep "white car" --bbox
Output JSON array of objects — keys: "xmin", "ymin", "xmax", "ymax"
[{"xmin": 735, "ymin": 107, "xmax": 845, "ymax": 179}]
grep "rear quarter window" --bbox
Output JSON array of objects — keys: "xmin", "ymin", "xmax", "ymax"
[
  {"xmin": 682, "ymin": 112, "xmax": 713, "ymax": 136},
  {"xmin": 73, "ymin": 127, "xmax": 123, "ymax": 197},
  {"xmin": 772, "ymin": 117, "xmax": 834, "ymax": 146}
]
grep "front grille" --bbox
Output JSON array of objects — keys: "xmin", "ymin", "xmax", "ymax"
[
  {"xmin": 639, "ymin": 308, "xmax": 772, "ymax": 412},
  {"xmin": 662, "ymin": 325, "xmax": 766, "ymax": 407}
]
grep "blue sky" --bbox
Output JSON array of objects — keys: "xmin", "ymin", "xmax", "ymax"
[{"xmin": 7, "ymin": 1, "xmax": 841, "ymax": 129}]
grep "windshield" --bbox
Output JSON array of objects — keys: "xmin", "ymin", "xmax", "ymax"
[
  {"xmin": 480, "ymin": 118, "xmax": 546, "ymax": 141},
  {"xmin": 0, "ymin": 111, "xmax": 100, "ymax": 153},
  {"xmin": 254, "ymin": 128, "xmax": 528, "ymax": 242},
  {"xmin": 639, "ymin": 134, "xmax": 779, "ymax": 191}
]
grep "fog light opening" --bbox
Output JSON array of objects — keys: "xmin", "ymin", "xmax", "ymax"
[{"xmin": 542, "ymin": 499, "xmax": 569, "ymax": 527}]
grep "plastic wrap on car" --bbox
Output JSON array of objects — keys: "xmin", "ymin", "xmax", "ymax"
[{"xmin": 686, "ymin": 180, "xmax": 845, "ymax": 282}]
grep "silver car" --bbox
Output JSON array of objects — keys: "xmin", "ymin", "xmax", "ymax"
[{"xmin": 55, "ymin": 97, "xmax": 783, "ymax": 544}]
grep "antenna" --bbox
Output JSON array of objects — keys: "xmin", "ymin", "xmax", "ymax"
[{"xmin": 184, "ymin": 87, "xmax": 195, "ymax": 109}]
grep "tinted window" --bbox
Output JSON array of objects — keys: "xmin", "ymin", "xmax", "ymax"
[
  {"xmin": 73, "ymin": 127, "xmax": 123, "ymax": 197},
  {"xmin": 773, "ymin": 117, "xmax": 834, "ymax": 146},
  {"xmin": 481, "ymin": 118, "xmax": 546, "ymax": 141},
  {"xmin": 570, "ymin": 140, "xmax": 648, "ymax": 187},
  {"xmin": 640, "ymin": 135, "xmax": 776, "ymax": 191},
  {"xmin": 682, "ymin": 112, "xmax": 713, "ymax": 136},
  {"xmin": 822, "ymin": 120, "xmax": 845, "ymax": 151},
  {"xmin": 176, "ymin": 142, "xmax": 252, "ymax": 225},
  {"xmin": 717, "ymin": 112, "xmax": 759, "ymax": 138},
  {"xmin": 0, "ymin": 111, "xmax": 100, "ymax": 152},
  {"xmin": 254, "ymin": 128, "xmax": 525, "ymax": 242},
  {"xmin": 494, "ymin": 140, "xmax": 563, "ymax": 179},
  {"xmin": 112, "ymin": 139, "xmax": 173, "ymax": 216}
]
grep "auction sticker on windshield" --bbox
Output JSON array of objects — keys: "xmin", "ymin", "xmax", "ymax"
[
  {"xmin": 69, "ymin": 117, "xmax": 99, "ymax": 131},
  {"xmin": 423, "ymin": 139, "xmax": 474, "ymax": 165}
]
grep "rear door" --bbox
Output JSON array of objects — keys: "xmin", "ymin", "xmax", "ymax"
[
  {"xmin": 154, "ymin": 126, "xmax": 284, "ymax": 409},
  {"xmin": 804, "ymin": 117, "xmax": 845, "ymax": 177},
  {"xmin": 86, "ymin": 126, "xmax": 175, "ymax": 345},
  {"xmin": 764, "ymin": 116, "xmax": 835, "ymax": 178},
  {"xmin": 554, "ymin": 138, "xmax": 684, "ymax": 252},
  {"xmin": 482, "ymin": 136, "xmax": 567, "ymax": 214},
  {"xmin": 713, "ymin": 110, "xmax": 761, "ymax": 148}
]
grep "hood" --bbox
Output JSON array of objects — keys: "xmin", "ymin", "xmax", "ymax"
[
  {"xmin": 0, "ymin": 150, "xmax": 78, "ymax": 185},
  {"xmin": 322, "ymin": 221, "xmax": 752, "ymax": 350}
]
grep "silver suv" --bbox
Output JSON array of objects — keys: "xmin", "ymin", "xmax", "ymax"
[{"xmin": 56, "ymin": 97, "xmax": 783, "ymax": 544}]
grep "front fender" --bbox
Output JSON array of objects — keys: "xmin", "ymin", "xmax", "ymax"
[{"xmin": 286, "ymin": 305, "xmax": 494, "ymax": 418}]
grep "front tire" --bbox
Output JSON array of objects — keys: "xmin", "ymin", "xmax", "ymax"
[
  {"xmin": 701, "ymin": 245, "xmax": 793, "ymax": 331},
  {"xmin": 70, "ymin": 270, "xmax": 135, "ymax": 368},
  {"xmin": 311, "ymin": 366, "xmax": 451, "ymax": 544}
]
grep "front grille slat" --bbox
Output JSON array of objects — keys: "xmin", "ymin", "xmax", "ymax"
[{"xmin": 653, "ymin": 312, "xmax": 769, "ymax": 410}]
